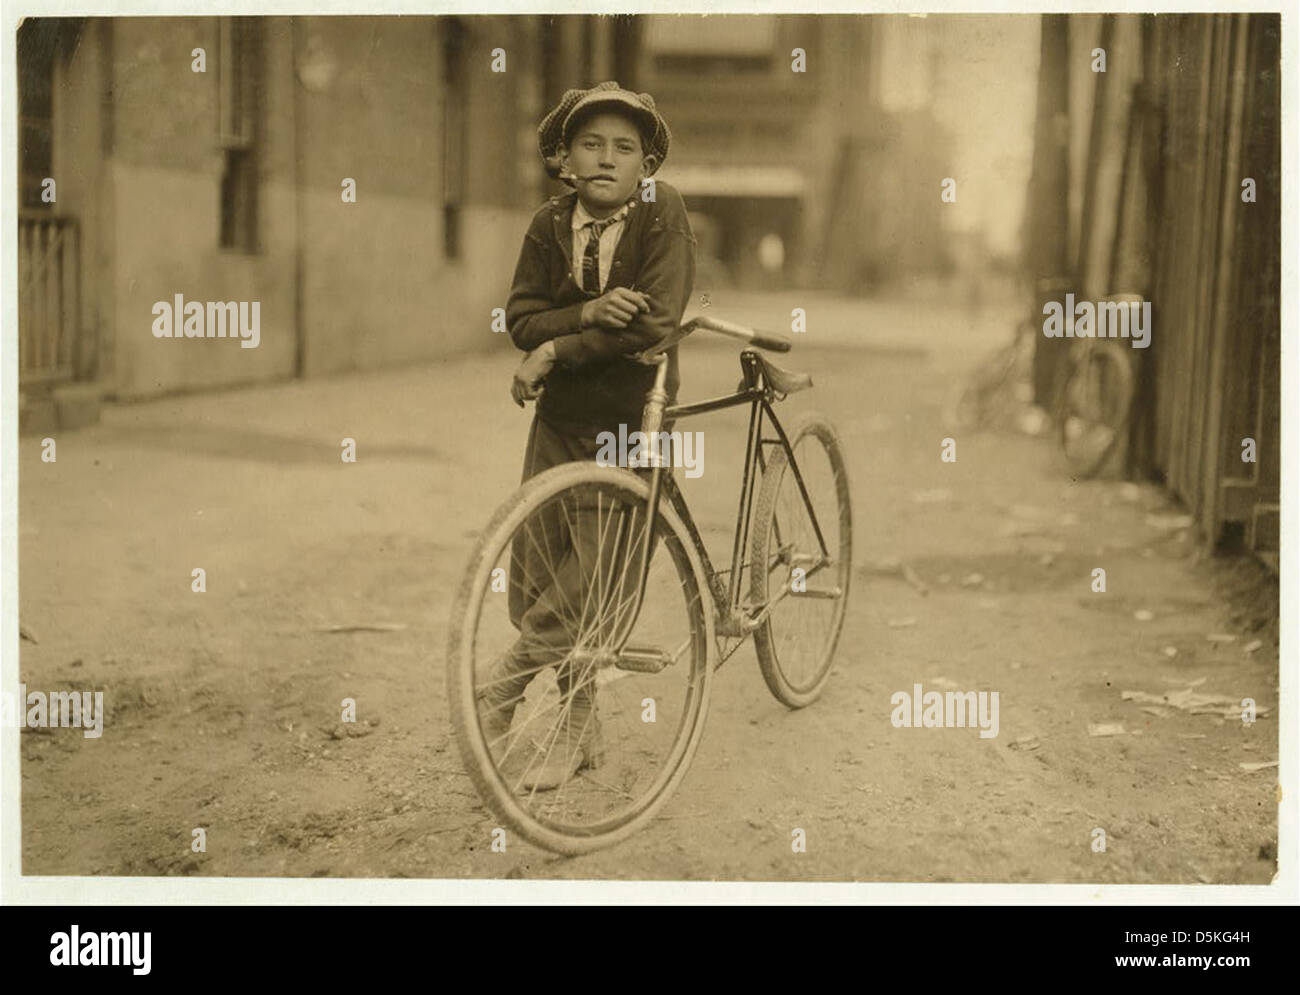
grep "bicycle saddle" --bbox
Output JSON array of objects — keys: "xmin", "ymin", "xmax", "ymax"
[{"xmin": 756, "ymin": 354, "xmax": 813, "ymax": 395}]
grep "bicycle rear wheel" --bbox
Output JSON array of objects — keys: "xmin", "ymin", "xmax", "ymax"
[
  {"xmin": 749, "ymin": 412, "xmax": 853, "ymax": 708},
  {"xmin": 1058, "ymin": 344, "xmax": 1134, "ymax": 478},
  {"xmin": 447, "ymin": 462, "xmax": 713, "ymax": 855}
]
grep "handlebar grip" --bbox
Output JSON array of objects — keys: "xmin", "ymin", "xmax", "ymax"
[
  {"xmin": 690, "ymin": 315, "xmax": 792, "ymax": 352},
  {"xmin": 748, "ymin": 328, "xmax": 793, "ymax": 353}
]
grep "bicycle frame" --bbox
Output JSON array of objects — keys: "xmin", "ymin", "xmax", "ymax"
[{"xmin": 619, "ymin": 348, "xmax": 832, "ymax": 653}]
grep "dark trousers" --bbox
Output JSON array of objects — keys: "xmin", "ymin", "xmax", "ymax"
[{"xmin": 486, "ymin": 416, "xmax": 648, "ymax": 712}]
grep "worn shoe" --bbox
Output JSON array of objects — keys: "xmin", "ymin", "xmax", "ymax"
[
  {"xmin": 477, "ymin": 653, "xmax": 529, "ymax": 752},
  {"xmin": 478, "ymin": 697, "xmax": 516, "ymax": 752},
  {"xmin": 518, "ymin": 699, "xmax": 604, "ymax": 793}
]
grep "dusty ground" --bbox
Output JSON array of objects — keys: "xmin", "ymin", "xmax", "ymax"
[{"xmin": 18, "ymin": 290, "xmax": 1279, "ymax": 882}]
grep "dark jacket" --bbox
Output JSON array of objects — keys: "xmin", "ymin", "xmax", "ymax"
[{"xmin": 505, "ymin": 181, "xmax": 696, "ymax": 438}]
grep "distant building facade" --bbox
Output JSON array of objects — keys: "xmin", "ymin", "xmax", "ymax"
[
  {"xmin": 20, "ymin": 15, "xmax": 592, "ymax": 400},
  {"xmin": 637, "ymin": 14, "xmax": 955, "ymax": 292},
  {"xmin": 18, "ymin": 14, "xmax": 952, "ymax": 403}
]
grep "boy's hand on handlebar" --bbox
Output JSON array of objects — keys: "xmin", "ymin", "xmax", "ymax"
[
  {"xmin": 510, "ymin": 340, "xmax": 556, "ymax": 407},
  {"xmin": 581, "ymin": 288, "xmax": 651, "ymax": 330}
]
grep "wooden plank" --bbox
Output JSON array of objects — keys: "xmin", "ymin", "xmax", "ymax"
[
  {"xmin": 19, "ymin": 222, "xmax": 30, "ymax": 378},
  {"xmin": 1219, "ymin": 478, "xmax": 1260, "ymax": 522},
  {"xmin": 32, "ymin": 223, "xmax": 48, "ymax": 377},
  {"xmin": 47, "ymin": 221, "xmax": 59, "ymax": 374},
  {"xmin": 1249, "ymin": 504, "xmax": 1279, "ymax": 555},
  {"xmin": 60, "ymin": 222, "xmax": 73, "ymax": 371},
  {"xmin": 1199, "ymin": 15, "xmax": 1250, "ymax": 542},
  {"xmin": 1171, "ymin": 16, "xmax": 1213, "ymax": 506},
  {"xmin": 1183, "ymin": 17, "xmax": 1224, "ymax": 528}
]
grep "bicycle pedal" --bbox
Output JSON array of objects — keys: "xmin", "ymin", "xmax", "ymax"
[{"xmin": 614, "ymin": 647, "xmax": 672, "ymax": 673}]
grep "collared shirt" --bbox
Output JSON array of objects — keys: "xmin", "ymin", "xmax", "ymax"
[
  {"xmin": 506, "ymin": 181, "xmax": 696, "ymax": 437},
  {"xmin": 571, "ymin": 198, "xmax": 632, "ymax": 293}
]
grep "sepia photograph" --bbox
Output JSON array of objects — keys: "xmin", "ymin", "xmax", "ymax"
[{"xmin": 5, "ymin": 3, "xmax": 1289, "ymax": 893}]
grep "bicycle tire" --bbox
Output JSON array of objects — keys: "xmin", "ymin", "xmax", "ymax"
[
  {"xmin": 447, "ymin": 461, "xmax": 714, "ymax": 855},
  {"xmin": 750, "ymin": 412, "xmax": 853, "ymax": 708},
  {"xmin": 1057, "ymin": 343, "xmax": 1135, "ymax": 478}
]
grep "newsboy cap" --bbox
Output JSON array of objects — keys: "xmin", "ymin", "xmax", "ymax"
[{"xmin": 537, "ymin": 81, "xmax": 671, "ymax": 184}]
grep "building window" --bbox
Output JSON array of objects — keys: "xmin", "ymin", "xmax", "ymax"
[
  {"xmin": 218, "ymin": 17, "xmax": 261, "ymax": 252},
  {"xmin": 644, "ymin": 15, "xmax": 776, "ymax": 75},
  {"xmin": 17, "ymin": 20, "xmax": 59, "ymax": 211}
]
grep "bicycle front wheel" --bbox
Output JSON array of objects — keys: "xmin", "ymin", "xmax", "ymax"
[
  {"xmin": 447, "ymin": 462, "xmax": 714, "ymax": 855},
  {"xmin": 750, "ymin": 412, "xmax": 853, "ymax": 708}
]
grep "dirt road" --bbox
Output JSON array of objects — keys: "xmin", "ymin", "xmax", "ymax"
[{"xmin": 18, "ymin": 292, "xmax": 1278, "ymax": 882}]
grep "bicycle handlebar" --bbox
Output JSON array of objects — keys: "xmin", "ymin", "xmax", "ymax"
[
  {"xmin": 635, "ymin": 313, "xmax": 794, "ymax": 363},
  {"xmin": 683, "ymin": 315, "xmax": 792, "ymax": 353}
]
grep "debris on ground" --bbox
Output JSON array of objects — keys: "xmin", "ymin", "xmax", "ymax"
[
  {"xmin": 1121, "ymin": 685, "xmax": 1269, "ymax": 719},
  {"xmin": 322, "ymin": 720, "xmax": 380, "ymax": 740},
  {"xmin": 887, "ymin": 617, "xmax": 917, "ymax": 629},
  {"xmin": 864, "ymin": 556, "xmax": 929, "ymax": 596},
  {"xmin": 1238, "ymin": 761, "xmax": 1278, "ymax": 774},
  {"xmin": 1134, "ymin": 610, "xmax": 1154, "ymax": 622},
  {"xmin": 900, "ymin": 564, "xmax": 929, "ymax": 596},
  {"xmin": 1087, "ymin": 722, "xmax": 1127, "ymax": 737},
  {"xmin": 1243, "ymin": 639, "xmax": 1263, "ymax": 654},
  {"xmin": 910, "ymin": 488, "xmax": 953, "ymax": 504}
]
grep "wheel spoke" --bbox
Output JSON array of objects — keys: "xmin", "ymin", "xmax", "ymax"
[
  {"xmin": 750, "ymin": 418, "xmax": 851, "ymax": 706},
  {"xmin": 453, "ymin": 467, "xmax": 712, "ymax": 851}
]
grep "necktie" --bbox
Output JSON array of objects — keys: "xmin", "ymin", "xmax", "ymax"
[{"xmin": 581, "ymin": 214, "xmax": 622, "ymax": 294}]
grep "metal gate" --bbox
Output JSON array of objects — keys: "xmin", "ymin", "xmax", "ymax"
[{"xmin": 18, "ymin": 212, "xmax": 81, "ymax": 389}]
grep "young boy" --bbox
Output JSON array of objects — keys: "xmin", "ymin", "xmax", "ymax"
[{"xmin": 480, "ymin": 82, "xmax": 696, "ymax": 792}]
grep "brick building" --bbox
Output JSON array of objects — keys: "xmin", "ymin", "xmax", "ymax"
[{"xmin": 17, "ymin": 14, "xmax": 956, "ymax": 410}]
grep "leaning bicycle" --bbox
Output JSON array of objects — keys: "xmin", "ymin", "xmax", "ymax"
[
  {"xmin": 1057, "ymin": 294, "xmax": 1138, "ymax": 478},
  {"xmin": 447, "ymin": 315, "xmax": 852, "ymax": 855}
]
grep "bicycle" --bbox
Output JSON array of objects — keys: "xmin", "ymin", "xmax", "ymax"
[
  {"xmin": 446, "ymin": 315, "xmax": 853, "ymax": 855},
  {"xmin": 1056, "ymin": 294, "xmax": 1138, "ymax": 478},
  {"xmin": 947, "ymin": 276, "xmax": 1075, "ymax": 434},
  {"xmin": 947, "ymin": 315, "xmax": 1038, "ymax": 432}
]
